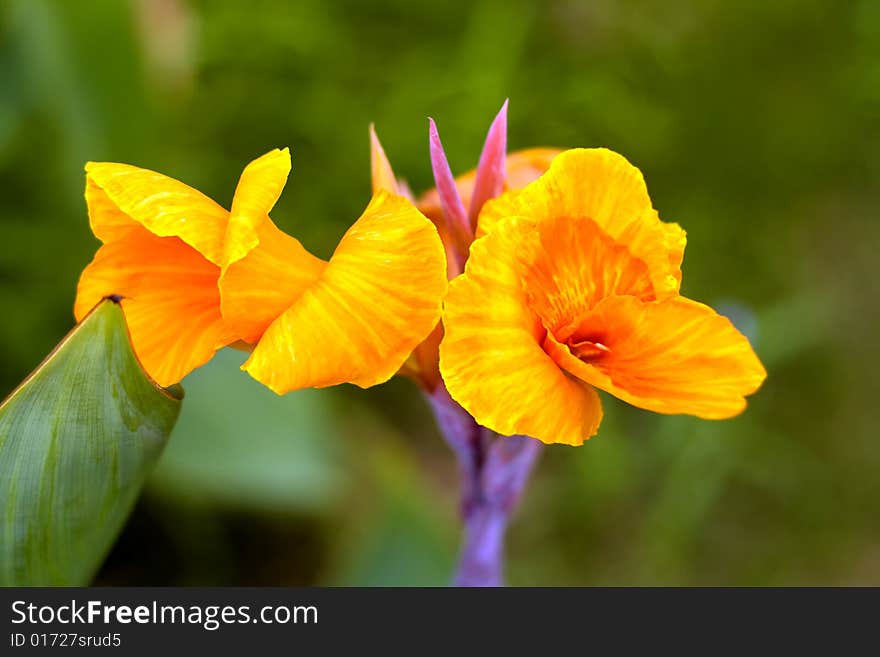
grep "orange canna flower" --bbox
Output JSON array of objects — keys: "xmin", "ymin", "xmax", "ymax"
[
  {"xmin": 439, "ymin": 148, "xmax": 767, "ymax": 446},
  {"xmin": 76, "ymin": 148, "xmax": 447, "ymax": 392}
]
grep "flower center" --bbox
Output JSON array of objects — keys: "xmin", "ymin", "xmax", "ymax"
[
  {"xmin": 568, "ymin": 337, "xmax": 611, "ymax": 361},
  {"xmin": 566, "ymin": 329, "xmax": 612, "ymax": 362}
]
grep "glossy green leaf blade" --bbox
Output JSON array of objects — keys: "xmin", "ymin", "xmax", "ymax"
[{"xmin": 0, "ymin": 299, "xmax": 182, "ymax": 585}]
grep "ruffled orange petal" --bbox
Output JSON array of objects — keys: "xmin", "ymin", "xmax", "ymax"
[
  {"xmin": 219, "ymin": 219, "xmax": 326, "ymax": 344},
  {"xmin": 85, "ymin": 162, "xmax": 229, "ymax": 265},
  {"xmin": 440, "ymin": 217, "xmax": 603, "ymax": 446},
  {"xmin": 224, "ymin": 148, "xmax": 291, "ymax": 267},
  {"xmin": 477, "ymin": 148, "xmax": 686, "ymax": 297},
  {"xmin": 84, "ymin": 176, "xmax": 141, "ymax": 243},
  {"xmin": 74, "ymin": 226, "xmax": 237, "ymax": 387},
  {"xmin": 543, "ymin": 295, "xmax": 767, "ymax": 419},
  {"xmin": 217, "ymin": 149, "xmax": 326, "ymax": 343},
  {"xmin": 417, "ymin": 147, "xmax": 561, "ymax": 224},
  {"xmin": 243, "ymin": 191, "xmax": 447, "ymax": 393}
]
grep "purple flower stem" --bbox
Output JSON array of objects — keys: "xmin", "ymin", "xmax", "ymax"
[{"xmin": 427, "ymin": 383, "xmax": 543, "ymax": 587}]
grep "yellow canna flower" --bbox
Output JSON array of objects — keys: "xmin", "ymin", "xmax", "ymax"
[
  {"xmin": 439, "ymin": 148, "xmax": 767, "ymax": 446},
  {"xmin": 76, "ymin": 148, "xmax": 447, "ymax": 392}
]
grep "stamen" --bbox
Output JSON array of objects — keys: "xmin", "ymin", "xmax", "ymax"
[{"xmin": 568, "ymin": 338, "xmax": 611, "ymax": 361}]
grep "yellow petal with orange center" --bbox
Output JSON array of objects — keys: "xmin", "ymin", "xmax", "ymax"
[
  {"xmin": 74, "ymin": 226, "xmax": 237, "ymax": 387},
  {"xmin": 519, "ymin": 213, "xmax": 657, "ymax": 334},
  {"xmin": 85, "ymin": 162, "xmax": 229, "ymax": 265},
  {"xmin": 477, "ymin": 148, "xmax": 686, "ymax": 297},
  {"xmin": 440, "ymin": 216, "xmax": 604, "ymax": 446},
  {"xmin": 543, "ymin": 295, "xmax": 767, "ymax": 419},
  {"xmin": 243, "ymin": 191, "xmax": 447, "ymax": 393},
  {"xmin": 218, "ymin": 149, "xmax": 327, "ymax": 343}
]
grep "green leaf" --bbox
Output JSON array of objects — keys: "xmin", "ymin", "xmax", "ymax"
[{"xmin": 0, "ymin": 299, "xmax": 182, "ymax": 585}]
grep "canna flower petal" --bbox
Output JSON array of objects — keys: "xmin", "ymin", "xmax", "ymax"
[
  {"xmin": 219, "ymin": 219, "xmax": 326, "ymax": 344},
  {"xmin": 243, "ymin": 191, "xmax": 447, "ymax": 393},
  {"xmin": 541, "ymin": 295, "xmax": 767, "ymax": 419},
  {"xmin": 78, "ymin": 161, "xmax": 236, "ymax": 386},
  {"xmin": 518, "ymin": 213, "xmax": 658, "ymax": 333},
  {"xmin": 74, "ymin": 226, "xmax": 236, "ymax": 387},
  {"xmin": 224, "ymin": 147, "xmax": 291, "ymax": 267},
  {"xmin": 84, "ymin": 162, "xmax": 229, "ymax": 264},
  {"xmin": 440, "ymin": 216, "xmax": 604, "ymax": 446},
  {"xmin": 218, "ymin": 149, "xmax": 326, "ymax": 343},
  {"xmin": 477, "ymin": 148, "xmax": 687, "ymax": 297}
]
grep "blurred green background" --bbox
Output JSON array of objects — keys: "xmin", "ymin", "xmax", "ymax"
[{"xmin": 1, "ymin": 0, "xmax": 878, "ymax": 585}]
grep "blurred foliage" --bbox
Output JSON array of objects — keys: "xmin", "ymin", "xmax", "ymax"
[{"xmin": 1, "ymin": 0, "xmax": 878, "ymax": 585}]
